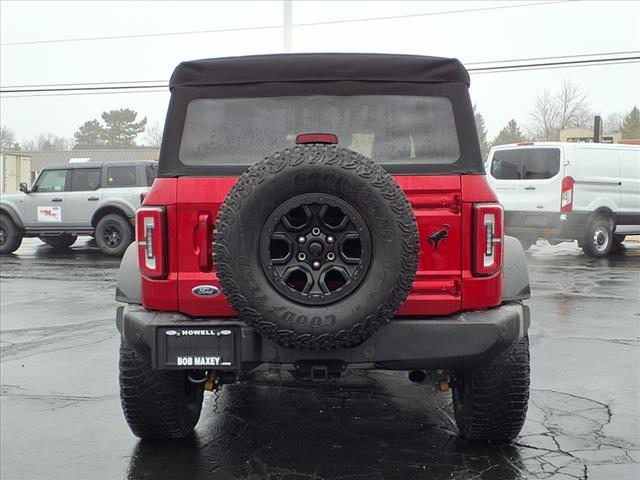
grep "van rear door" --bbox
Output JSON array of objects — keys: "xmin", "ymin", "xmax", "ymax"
[
  {"xmin": 487, "ymin": 148, "xmax": 522, "ymax": 211},
  {"xmin": 518, "ymin": 147, "xmax": 563, "ymax": 213}
]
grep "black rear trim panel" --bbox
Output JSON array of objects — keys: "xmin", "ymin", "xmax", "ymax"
[{"xmin": 116, "ymin": 303, "xmax": 529, "ymax": 371}]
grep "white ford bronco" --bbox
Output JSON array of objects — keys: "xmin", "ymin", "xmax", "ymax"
[{"xmin": 0, "ymin": 160, "xmax": 157, "ymax": 256}]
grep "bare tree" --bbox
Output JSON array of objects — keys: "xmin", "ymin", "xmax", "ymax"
[
  {"xmin": 528, "ymin": 90, "xmax": 559, "ymax": 141},
  {"xmin": 143, "ymin": 121, "xmax": 163, "ymax": 147},
  {"xmin": 604, "ymin": 112, "xmax": 623, "ymax": 133},
  {"xmin": 1, "ymin": 125, "xmax": 17, "ymax": 150},
  {"xmin": 556, "ymin": 80, "xmax": 592, "ymax": 129},
  {"xmin": 527, "ymin": 80, "xmax": 592, "ymax": 141},
  {"xmin": 21, "ymin": 133, "xmax": 73, "ymax": 151}
]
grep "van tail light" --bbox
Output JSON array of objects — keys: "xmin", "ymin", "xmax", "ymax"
[
  {"xmin": 136, "ymin": 206, "xmax": 167, "ymax": 279},
  {"xmin": 561, "ymin": 176, "xmax": 574, "ymax": 213},
  {"xmin": 473, "ymin": 204, "xmax": 504, "ymax": 276}
]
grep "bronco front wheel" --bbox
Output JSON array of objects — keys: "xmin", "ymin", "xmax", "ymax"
[
  {"xmin": 0, "ymin": 214, "xmax": 22, "ymax": 255},
  {"xmin": 119, "ymin": 341, "xmax": 204, "ymax": 439}
]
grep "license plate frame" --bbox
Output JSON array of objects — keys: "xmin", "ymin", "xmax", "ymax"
[{"xmin": 157, "ymin": 326, "xmax": 237, "ymax": 369}]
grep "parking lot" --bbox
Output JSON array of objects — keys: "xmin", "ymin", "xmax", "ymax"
[{"xmin": 0, "ymin": 238, "xmax": 638, "ymax": 480}]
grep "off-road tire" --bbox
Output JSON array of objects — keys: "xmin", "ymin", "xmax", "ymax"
[
  {"xmin": 581, "ymin": 215, "xmax": 613, "ymax": 258},
  {"xmin": 0, "ymin": 213, "xmax": 22, "ymax": 255},
  {"xmin": 215, "ymin": 145, "xmax": 419, "ymax": 351},
  {"xmin": 119, "ymin": 340, "xmax": 204, "ymax": 439},
  {"xmin": 40, "ymin": 234, "xmax": 77, "ymax": 249},
  {"xmin": 452, "ymin": 335, "xmax": 530, "ymax": 443},
  {"xmin": 95, "ymin": 213, "xmax": 132, "ymax": 256}
]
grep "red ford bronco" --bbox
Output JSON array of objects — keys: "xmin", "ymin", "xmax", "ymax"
[{"xmin": 115, "ymin": 53, "xmax": 531, "ymax": 442}]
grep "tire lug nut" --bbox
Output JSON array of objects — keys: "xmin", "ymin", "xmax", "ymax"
[
  {"xmin": 327, "ymin": 252, "xmax": 335, "ymax": 261},
  {"xmin": 312, "ymin": 260, "xmax": 321, "ymax": 269},
  {"xmin": 326, "ymin": 235, "xmax": 335, "ymax": 244},
  {"xmin": 297, "ymin": 235, "xmax": 306, "ymax": 244},
  {"xmin": 298, "ymin": 252, "xmax": 306, "ymax": 261},
  {"xmin": 312, "ymin": 227, "xmax": 321, "ymax": 236}
]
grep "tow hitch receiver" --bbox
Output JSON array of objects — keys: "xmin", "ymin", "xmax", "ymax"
[
  {"xmin": 311, "ymin": 365, "xmax": 328, "ymax": 381},
  {"xmin": 293, "ymin": 360, "xmax": 346, "ymax": 381}
]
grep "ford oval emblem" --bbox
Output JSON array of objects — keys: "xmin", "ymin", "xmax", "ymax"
[{"xmin": 191, "ymin": 285, "xmax": 220, "ymax": 297}]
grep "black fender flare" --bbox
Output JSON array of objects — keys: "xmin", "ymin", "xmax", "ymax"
[
  {"xmin": 0, "ymin": 203, "xmax": 24, "ymax": 229},
  {"xmin": 115, "ymin": 243, "xmax": 142, "ymax": 304},
  {"xmin": 502, "ymin": 235, "xmax": 531, "ymax": 302},
  {"xmin": 91, "ymin": 202, "xmax": 135, "ymax": 227}
]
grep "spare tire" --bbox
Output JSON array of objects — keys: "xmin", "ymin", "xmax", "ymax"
[{"xmin": 215, "ymin": 145, "xmax": 419, "ymax": 350}]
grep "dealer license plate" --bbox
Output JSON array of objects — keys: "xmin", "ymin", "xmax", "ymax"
[{"xmin": 159, "ymin": 327, "xmax": 236, "ymax": 368}]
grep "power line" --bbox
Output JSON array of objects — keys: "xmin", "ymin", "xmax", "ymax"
[
  {"xmin": 0, "ymin": 89, "xmax": 168, "ymax": 99},
  {"xmin": 465, "ymin": 49, "xmax": 640, "ymax": 66},
  {"xmin": 1, "ymin": 84, "xmax": 167, "ymax": 94},
  {"xmin": 469, "ymin": 55, "xmax": 640, "ymax": 72},
  {"xmin": 1, "ymin": 1, "xmax": 571, "ymax": 47},
  {"xmin": 3, "ymin": 49, "xmax": 636, "ymax": 92},
  {"xmin": 1, "ymin": 55, "xmax": 638, "ymax": 96},
  {"xmin": 0, "ymin": 79, "xmax": 167, "ymax": 89},
  {"xmin": 470, "ymin": 58, "xmax": 640, "ymax": 74}
]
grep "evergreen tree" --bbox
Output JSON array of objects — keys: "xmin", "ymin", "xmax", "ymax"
[
  {"xmin": 74, "ymin": 109, "xmax": 147, "ymax": 147},
  {"xmin": 493, "ymin": 119, "xmax": 526, "ymax": 146},
  {"xmin": 74, "ymin": 119, "xmax": 106, "ymax": 146},
  {"xmin": 474, "ymin": 105, "xmax": 490, "ymax": 159},
  {"xmin": 101, "ymin": 109, "xmax": 147, "ymax": 146},
  {"xmin": 621, "ymin": 106, "xmax": 640, "ymax": 139}
]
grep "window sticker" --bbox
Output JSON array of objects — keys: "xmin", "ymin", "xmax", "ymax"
[{"xmin": 37, "ymin": 206, "xmax": 62, "ymax": 222}]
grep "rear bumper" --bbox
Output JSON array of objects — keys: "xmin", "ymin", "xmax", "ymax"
[
  {"xmin": 116, "ymin": 303, "xmax": 530, "ymax": 371},
  {"xmin": 505, "ymin": 211, "xmax": 590, "ymax": 240}
]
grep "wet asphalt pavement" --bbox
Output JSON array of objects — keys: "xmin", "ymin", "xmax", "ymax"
[{"xmin": 1, "ymin": 238, "xmax": 639, "ymax": 480}]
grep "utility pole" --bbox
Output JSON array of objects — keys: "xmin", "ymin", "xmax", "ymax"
[{"xmin": 283, "ymin": 0, "xmax": 292, "ymax": 52}]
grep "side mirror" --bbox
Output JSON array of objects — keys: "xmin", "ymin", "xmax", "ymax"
[{"xmin": 19, "ymin": 182, "xmax": 30, "ymax": 194}]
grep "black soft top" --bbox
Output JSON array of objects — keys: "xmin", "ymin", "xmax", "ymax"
[{"xmin": 169, "ymin": 53, "xmax": 470, "ymax": 89}]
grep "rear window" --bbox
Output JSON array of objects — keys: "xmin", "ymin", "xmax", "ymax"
[
  {"xmin": 106, "ymin": 166, "xmax": 137, "ymax": 187},
  {"xmin": 491, "ymin": 148, "xmax": 560, "ymax": 180},
  {"xmin": 70, "ymin": 168, "xmax": 101, "ymax": 191},
  {"xmin": 179, "ymin": 95, "xmax": 460, "ymax": 166}
]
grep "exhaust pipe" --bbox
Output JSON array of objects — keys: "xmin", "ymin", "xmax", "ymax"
[{"xmin": 408, "ymin": 370, "xmax": 426, "ymax": 383}]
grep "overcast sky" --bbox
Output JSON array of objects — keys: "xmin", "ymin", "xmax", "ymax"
[{"xmin": 1, "ymin": 0, "xmax": 639, "ymax": 145}]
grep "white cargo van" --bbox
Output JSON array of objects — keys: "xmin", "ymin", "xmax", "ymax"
[{"xmin": 486, "ymin": 142, "xmax": 640, "ymax": 257}]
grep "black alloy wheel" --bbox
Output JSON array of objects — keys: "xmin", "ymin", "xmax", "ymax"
[
  {"xmin": 260, "ymin": 194, "xmax": 372, "ymax": 305},
  {"xmin": 95, "ymin": 213, "xmax": 132, "ymax": 256},
  {"xmin": 103, "ymin": 224, "xmax": 123, "ymax": 249}
]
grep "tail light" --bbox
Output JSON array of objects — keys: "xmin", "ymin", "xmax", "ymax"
[
  {"xmin": 473, "ymin": 204, "xmax": 504, "ymax": 276},
  {"xmin": 136, "ymin": 207, "xmax": 167, "ymax": 279},
  {"xmin": 561, "ymin": 176, "xmax": 574, "ymax": 213}
]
